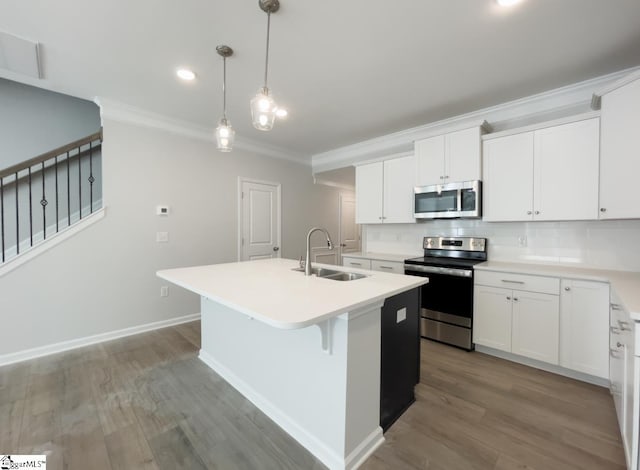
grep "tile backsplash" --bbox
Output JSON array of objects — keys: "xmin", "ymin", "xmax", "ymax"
[{"xmin": 364, "ymin": 219, "xmax": 640, "ymax": 272}]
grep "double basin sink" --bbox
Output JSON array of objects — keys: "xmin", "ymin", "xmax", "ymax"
[{"xmin": 292, "ymin": 266, "xmax": 368, "ymax": 282}]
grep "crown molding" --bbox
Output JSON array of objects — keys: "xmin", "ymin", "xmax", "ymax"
[
  {"xmin": 591, "ymin": 68, "xmax": 640, "ymax": 110},
  {"xmin": 311, "ymin": 65, "xmax": 640, "ymax": 173},
  {"xmin": 94, "ymin": 97, "xmax": 310, "ymax": 166}
]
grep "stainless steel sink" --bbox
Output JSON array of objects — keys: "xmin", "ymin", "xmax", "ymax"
[{"xmin": 291, "ymin": 266, "xmax": 369, "ymax": 281}]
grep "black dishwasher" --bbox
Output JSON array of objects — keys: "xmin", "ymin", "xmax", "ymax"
[{"xmin": 380, "ymin": 287, "xmax": 421, "ymax": 432}]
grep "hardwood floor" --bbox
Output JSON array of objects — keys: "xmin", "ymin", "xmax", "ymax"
[
  {"xmin": 363, "ymin": 339, "xmax": 625, "ymax": 470},
  {"xmin": 0, "ymin": 321, "xmax": 625, "ymax": 470}
]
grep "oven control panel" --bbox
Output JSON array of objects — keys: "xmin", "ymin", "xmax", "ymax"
[{"xmin": 423, "ymin": 237, "xmax": 486, "ymax": 252}]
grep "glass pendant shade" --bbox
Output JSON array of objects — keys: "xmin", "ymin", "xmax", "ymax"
[
  {"xmin": 215, "ymin": 118, "xmax": 235, "ymax": 152},
  {"xmin": 251, "ymin": 87, "xmax": 276, "ymax": 131}
]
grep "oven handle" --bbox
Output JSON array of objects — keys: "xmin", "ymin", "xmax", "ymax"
[{"xmin": 404, "ymin": 264, "xmax": 473, "ymax": 278}]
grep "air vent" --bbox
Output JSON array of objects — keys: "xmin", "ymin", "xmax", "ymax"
[{"xmin": 0, "ymin": 31, "xmax": 42, "ymax": 79}]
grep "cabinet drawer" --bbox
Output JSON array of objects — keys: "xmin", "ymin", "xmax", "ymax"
[
  {"xmin": 343, "ymin": 257, "xmax": 372, "ymax": 270},
  {"xmin": 371, "ymin": 260, "xmax": 404, "ymax": 274},
  {"xmin": 475, "ymin": 270, "xmax": 559, "ymax": 295}
]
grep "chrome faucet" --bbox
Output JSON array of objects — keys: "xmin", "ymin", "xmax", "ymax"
[{"xmin": 305, "ymin": 227, "xmax": 334, "ymax": 276}]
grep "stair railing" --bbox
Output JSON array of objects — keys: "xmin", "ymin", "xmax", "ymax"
[{"xmin": 0, "ymin": 130, "xmax": 103, "ymax": 263}]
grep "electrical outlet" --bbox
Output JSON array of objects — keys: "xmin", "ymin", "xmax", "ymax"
[
  {"xmin": 156, "ymin": 232, "xmax": 169, "ymax": 243},
  {"xmin": 396, "ymin": 307, "xmax": 407, "ymax": 323},
  {"xmin": 518, "ymin": 235, "xmax": 527, "ymax": 247},
  {"xmin": 160, "ymin": 286, "xmax": 169, "ymax": 297}
]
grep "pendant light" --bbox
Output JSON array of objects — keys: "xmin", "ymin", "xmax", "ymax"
[
  {"xmin": 215, "ymin": 45, "xmax": 235, "ymax": 152},
  {"xmin": 251, "ymin": 0, "xmax": 280, "ymax": 131}
]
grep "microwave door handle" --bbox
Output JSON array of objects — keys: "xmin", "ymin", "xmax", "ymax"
[{"xmin": 457, "ymin": 188, "xmax": 462, "ymax": 213}]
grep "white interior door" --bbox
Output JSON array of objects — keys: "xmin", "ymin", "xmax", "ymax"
[
  {"xmin": 239, "ymin": 179, "xmax": 281, "ymax": 261},
  {"xmin": 339, "ymin": 193, "xmax": 360, "ymax": 260}
]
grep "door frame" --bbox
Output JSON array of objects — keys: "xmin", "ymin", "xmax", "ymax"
[
  {"xmin": 338, "ymin": 191, "xmax": 360, "ymax": 261},
  {"xmin": 237, "ymin": 177, "xmax": 282, "ymax": 262}
]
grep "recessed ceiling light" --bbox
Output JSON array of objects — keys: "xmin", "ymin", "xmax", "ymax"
[
  {"xmin": 496, "ymin": 0, "xmax": 522, "ymax": 6},
  {"xmin": 176, "ymin": 68, "xmax": 196, "ymax": 81}
]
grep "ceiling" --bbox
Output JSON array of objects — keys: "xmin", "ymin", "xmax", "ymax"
[{"xmin": 1, "ymin": 0, "xmax": 640, "ymax": 158}]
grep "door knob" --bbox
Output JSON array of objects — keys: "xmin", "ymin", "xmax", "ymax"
[
  {"xmin": 273, "ymin": 246, "xmax": 280, "ymax": 252},
  {"xmin": 340, "ymin": 243, "xmax": 347, "ymax": 247}
]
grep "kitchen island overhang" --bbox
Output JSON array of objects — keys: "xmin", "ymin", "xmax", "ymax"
[{"xmin": 157, "ymin": 258, "xmax": 427, "ymax": 470}]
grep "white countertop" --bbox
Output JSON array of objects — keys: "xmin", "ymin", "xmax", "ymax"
[
  {"xmin": 341, "ymin": 252, "xmax": 420, "ymax": 263},
  {"xmin": 157, "ymin": 258, "xmax": 427, "ymax": 330},
  {"xmin": 476, "ymin": 261, "xmax": 640, "ymax": 321}
]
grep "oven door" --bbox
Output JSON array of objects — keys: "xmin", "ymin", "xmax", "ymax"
[{"xmin": 403, "ymin": 264, "xmax": 473, "ymax": 328}]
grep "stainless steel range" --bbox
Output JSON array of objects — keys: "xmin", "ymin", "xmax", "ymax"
[{"xmin": 404, "ymin": 237, "xmax": 487, "ymax": 351}]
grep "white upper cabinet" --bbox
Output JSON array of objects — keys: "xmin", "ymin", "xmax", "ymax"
[
  {"xmin": 533, "ymin": 119, "xmax": 600, "ymax": 221},
  {"xmin": 483, "ymin": 116, "xmax": 600, "ymax": 222},
  {"xmin": 415, "ymin": 126, "xmax": 483, "ymax": 187},
  {"xmin": 383, "ymin": 156, "xmax": 416, "ymax": 224},
  {"xmin": 598, "ymin": 75, "xmax": 640, "ymax": 219},
  {"xmin": 355, "ymin": 161, "xmax": 384, "ymax": 224},
  {"xmin": 482, "ymin": 132, "xmax": 534, "ymax": 222},
  {"xmin": 355, "ymin": 155, "xmax": 415, "ymax": 224}
]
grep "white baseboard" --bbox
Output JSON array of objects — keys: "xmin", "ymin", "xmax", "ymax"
[
  {"xmin": 344, "ymin": 427, "xmax": 384, "ymax": 470},
  {"xmin": 0, "ymin": 312, "xmax": 201, "ymax": 367},
  {"xmin": 475, "ymin": 345, "xmax": 610, "ymax": 387},
  {"xmin": 199, "ymin": 349, "xmax": 380, "ymax": 470}
]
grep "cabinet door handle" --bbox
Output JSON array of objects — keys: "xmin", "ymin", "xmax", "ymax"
[
  {"xmin": 506, "ymin": 296, "xmax": 511, "ymax": 300},
  {"xmin": 501, "ymin": 279, "xmax": 524, "ymax": 284},
  {"xmin": 611, "ymin": 303, "xmax": 621, "ymax": 311},
  {"xmin": 379, "ymin": 266, "xmax": 394, "ymax": 270},
  {"xmin": 439, "ymin": 176, "xmax": 445, "ymax": 180},
  {"xmin": 600, "ymin": 208, "xmax": 607, "ymax": 212},
  {"xmin": 534, "ymin": 210, "xmax": 540, "ymax": 215},
  {"xmin": 610, "ymin": 326, "xmax": 621, "ymax": 335},
  {"xmin": 564, "ymin": 286, "xmax": 571, "ymax": 291},
  {"xmin": 350, "ymin": 262, "xmax": 362, "ymax": 266},
  {"xmin": 617, "ymin": 342, "xmax": 624, "ymax": 348},
  {"xmin": 610, "ymin": 348, "xmax": 621, "ymax": 358},
  {"xmin": 527, "ymin": 211, "xmax": 532, "ymax": 215},
  {"xmin": 513, "ymin": 297, "xmax": 519, "ymax": 302}
]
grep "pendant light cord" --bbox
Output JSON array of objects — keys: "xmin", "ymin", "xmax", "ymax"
[
  {"xmin": 222, "ymin": 56, "xmax": 227, "ymax": 120},
  {"xmin": 264, "ymin": 11, "xmax": 271, "ymax": 90}
]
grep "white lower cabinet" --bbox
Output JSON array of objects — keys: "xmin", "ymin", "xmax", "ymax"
[
  {"xmin": 370, "ymin": 259, "xmax": 404, "ymax": 274},
  {"xmin": 609, "ymin": 294, "xmax": 638, "ymax": 470},
  {"xmin": 511, "ymin": 291, "xmax": 560, "ymax": 364},
  {"xmin": 474, "ymin": 279, "xmax": 559, "ymax": 365},
  {"xmin": 473, "ymin": 286, "xmax": 512, "ymax": 352},
  {"xmin": 342, "ymin": 256, "xmax": 405, "ymax": 274},
  {"xmin": 560, "ymin": 279, "xmax": 610, "ymax": 379},
  {"xmin": 342, "ymin": 257, "xmax": 371, "ymax": 270}
]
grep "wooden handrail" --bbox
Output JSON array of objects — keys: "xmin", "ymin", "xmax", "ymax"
[{"xmin": 0, "ymin": 129, "xmax": 103, "ymax": 179}]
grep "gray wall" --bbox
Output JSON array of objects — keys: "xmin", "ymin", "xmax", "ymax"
[
  {"xmin": 0, "ymin": 78, "xmax": 101, "ymax": 168},
  {"xmin": 0, "ymin": 118, "xmax": 342, "ymax": 357}
]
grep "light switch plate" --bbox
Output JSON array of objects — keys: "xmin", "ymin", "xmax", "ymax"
[{"xmin": 397, "ymin": 307, "xmax": 407, "ymax": 323}]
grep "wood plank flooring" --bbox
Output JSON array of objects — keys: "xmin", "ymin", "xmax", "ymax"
[{"xmin": 0, "ymin": 321, "xmax": 625, "ymax": 470}]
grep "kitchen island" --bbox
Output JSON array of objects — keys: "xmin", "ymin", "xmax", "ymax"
[{"xmin": 157, "ymin": 258, "xmax": 427, "ymax": 470}]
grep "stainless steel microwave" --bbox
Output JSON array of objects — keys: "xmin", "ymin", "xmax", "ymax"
[{"xmin": 414, "ymin": 180, "xmax": 482, "ymax": 219}]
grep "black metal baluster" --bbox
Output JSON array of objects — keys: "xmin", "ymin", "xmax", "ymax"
[
  {"xmin": 28, "ymin": 167, "xmax": 33, "ymax": 247},
  {"xmin": 78, "ymin": 145, "xmax": 82, "ymax": 220},
  {"xmin": 1, "ymin": 177, "xmax": 4, "ymax": 263},
  {"xmin": 88, "ymin": 141, "xmax": 94, "ymax": 213},
  {"xmin": 41, "ymin": 161, "xmax": 48, "ymax": 240},
  {"xmin": 67, "ymin": 151, "xmax": 71, "ymax": 227},
  {"xmin": 55, "ymin": 155, "xmax": 59, "ymax": 233},
  {"xmin": 15, "ymin": 172, "xmax": 19, "ymax": 255}
]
